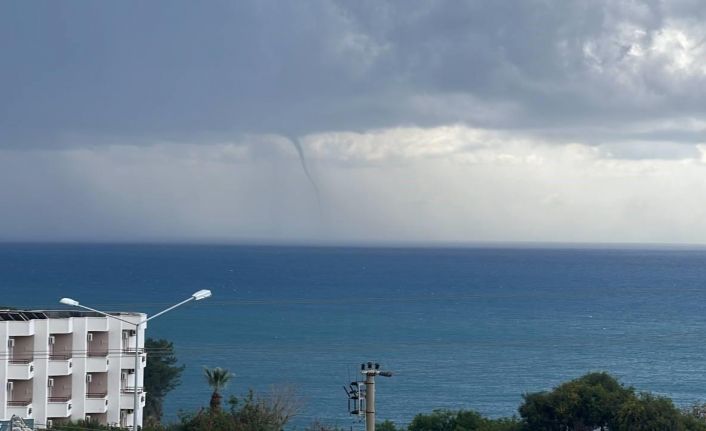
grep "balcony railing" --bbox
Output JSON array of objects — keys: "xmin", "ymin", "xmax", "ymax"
[
  {"xmin": 88, "ymin": 351, "xmax": 109, "ymax": 357},
  {"xmin": 9, "ymin": 358, "xmax": 33, "ymax": 364},
  {"xmin": 8, "ymin": 400, "xmax": 32, "ymax": 406},
  {"xmin": 87, "ymin": 392, "xmax": 108, "ymax": 399},
  {"xmin": 49, "ymin": 396, "xmax": 72, "ymax": 403},
  {"xmin": 121, "ymin": 386, "xmax": 144, "ymax": 394},
  {"xmin": 121, "ymin": 347, "xmax": 145, "ymax": 354},
  {"xmin": 49, "ymin": 354, "xmax": 72, "ymax": 360}
]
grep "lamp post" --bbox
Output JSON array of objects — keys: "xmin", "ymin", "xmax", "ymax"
[{"xmin": 60, "ymin": 289, "xmax": 212, "ymax": 430}]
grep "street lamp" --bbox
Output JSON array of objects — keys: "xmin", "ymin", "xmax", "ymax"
[{"xmin": 59, "ymin": 289, "xmax": 212, "ymax": 430}]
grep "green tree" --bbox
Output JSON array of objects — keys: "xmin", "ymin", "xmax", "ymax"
[
  {"xmin": 517, "ymin": 372, "xmax": 706, "ymax": 431},
  {"xmin": 615, "ymin": 393, "xmax": 687, "ymax": 431},
  {"xmin": 377, "ymin": 420, "xmax": 400, "ymax": 431},
  {"xmin": 306, "ymin": 420, "xmax": 347, "ymax": 431},
  {"xmin": 684, "ymin": 403, "xmax": 706, "ymax": 421},
  {"xmin": 478, "ymin": 417, "xmax": 523, "ymax": 431},
  {"xmin": 408, "ymin": 409, "xmax": 458, "ymax": 431},
  {"xmin": 143, "ymin": 338, "xmax": 185, "ymax": 425},
  {"xmin": 175, "ymin": 407, "xmax": 233, "ymax": 431},
  {"xmin": 204, "ymin": 367, "xmax": 234, "ymax": 410},
  {"xmin": 682, "ymin": 403, "xmax": 706, "ymax": 430},
  {"xmin": 407, "ymin": 409, "xmax": 521, "ymax": 431},
  {"xmin": 681, "ymin": 406, "xmax": 706, "ymax": 431},
  {"xmin": 173, "ymin": 386, "xmax": 299, "ymax": 431},
  {"xmin": 519, "ymin": 372, "xmax": 633, "ymax": 431},
  {"xmin": 228, "ymin": 388, "xmax": 300, "ymax": 431}
]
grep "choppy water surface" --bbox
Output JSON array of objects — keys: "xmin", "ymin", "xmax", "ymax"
[{"xmin": 2, "ymin": 244, "xmax": 706, "ymax": 428}]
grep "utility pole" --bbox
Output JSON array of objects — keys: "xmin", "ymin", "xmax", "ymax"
[{"xmin": 345, "ymin": 362, "xmax": 392, "ymax": 431}]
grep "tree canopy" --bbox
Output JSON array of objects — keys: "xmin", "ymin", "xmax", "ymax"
[
  {"xmin": 204, "ymin": 366, "xmax": 235, "ymax": 410},
  {"xmin": 144, "ymin": 338, "xmax": 185, "ymax": 426},
  {"xmin": 518, "ymin": 372, "xmax": 706, "ymax": 431}
]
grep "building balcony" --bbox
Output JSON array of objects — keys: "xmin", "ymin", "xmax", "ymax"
[
  {"xmin": 7, "ymin": 320, "xmax": 34, "ymax": 336},
  {"xmin": 86, "ymin": 317, "xmax": 108, "ymax": 332},
  {"xmin": 120, "ymin": 410, "xmax": 133, "ymax": 430},
  {"xmin": 86, "ymin": 357, "xmax": 110, "ymax": 373},
  {"xmin": 47, "ymin": 396, "xmax": 72, "ymax": 418},
  {"xmin": 48, "ymin": 318, "xmax": 73, "ymax": 333},
  {"xmin": 48, "ymin": 357, "xmax": 73, "ymax": 376},
  {"xmin": 8, "ymin": 361, "xmax": 34, "ymax": 380},
  {"xmin": 85, "ymin": 393, "xmax": 109, "ymax": 414},
  {"xmin": 7, "ymin": 400, "xmax": 33, "ymax": 418},
  {"xmin": 84, "ymin": 412, "xmax": 108, "ymax": 426},
  {"xmin": 120, "ymin": 350, "xmax": 146, "ymax": 369},
  {"xmin": 120, "ymin": 388, "xmax": 146, "ymax": 409},
  {"xmin": 87, "ymin": 350, "xmax": 109, "ymax": 358}
]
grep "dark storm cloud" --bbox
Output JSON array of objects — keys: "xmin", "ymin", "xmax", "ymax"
[{"xmin": 1, "ymin": 0, "xmax": 705, "ymax": 148}]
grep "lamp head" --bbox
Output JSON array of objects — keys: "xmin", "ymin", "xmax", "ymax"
[
  {"xmin": 192, "ymin": 289, "xmax": 212, "ymax": 301},
  {"xmin": 60, "ymin": 298, "xmax": 80, "ymax": 306}
]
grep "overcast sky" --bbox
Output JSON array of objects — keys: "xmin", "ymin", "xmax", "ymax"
[{"xmin": 2, "ymin": 0, "xmax": 706, "ymax": 244}]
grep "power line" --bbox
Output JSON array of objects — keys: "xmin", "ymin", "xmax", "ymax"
[{"xmin": 1, "ymin": 332, "xmax": 699, "ymax": 359}]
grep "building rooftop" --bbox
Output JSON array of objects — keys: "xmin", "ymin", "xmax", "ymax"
[{"xmin": 0, "ymin": 309, "xmax": 142, "ymax": 321}]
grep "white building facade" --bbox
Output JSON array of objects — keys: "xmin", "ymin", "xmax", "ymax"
[{"xmin": 0, "ymin": 310, "xmax": 147, "ymax": 429}]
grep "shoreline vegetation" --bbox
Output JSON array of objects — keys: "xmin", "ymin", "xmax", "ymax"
[{"xmin": 50, "ymin": 340, "xmax": 706, "ymax": 431}]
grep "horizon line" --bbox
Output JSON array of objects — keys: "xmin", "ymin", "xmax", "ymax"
[{"xmin": 1, "ymin": 238, "xmax": 706, "ymax": 251}]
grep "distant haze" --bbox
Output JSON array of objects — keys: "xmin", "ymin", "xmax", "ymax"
[{"xmin": 2, "ymin": 1, "xmax": 706, "ymax": 244}]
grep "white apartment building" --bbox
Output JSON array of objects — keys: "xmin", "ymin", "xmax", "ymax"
[{"xmin": 0, "ymin": 309, "xmax": 147, "ymax": 429}]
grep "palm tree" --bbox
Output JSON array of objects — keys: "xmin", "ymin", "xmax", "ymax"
[{"xmin": 204, "ymin": 367, "xmax": 234, "ymax": 410}]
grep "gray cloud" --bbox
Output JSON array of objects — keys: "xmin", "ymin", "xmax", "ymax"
[
  {"xmin": 3, "ymin": 132, "xmax": 706, "ymax": 244},
  {"xmin": 3, "ymin": 1, "xmax": 706, "ymax": 244},
  {"xmin": 2, "ymin": 0, "xmax": 706, "ymax": 149}
]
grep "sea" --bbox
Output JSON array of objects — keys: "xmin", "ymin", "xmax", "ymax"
[{"xmin": 2, "ymin": 243, "xmax": 706, "ymax": 429}]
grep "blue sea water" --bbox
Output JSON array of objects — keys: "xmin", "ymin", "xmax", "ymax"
[{"xmin": 2, "ymin": 243, "xmax": 706, "ymax": 428}]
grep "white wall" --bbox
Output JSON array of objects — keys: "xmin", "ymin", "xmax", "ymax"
[{"xmin": 1, "ymin": 313, "xmax": 147, "ymax": 429}]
